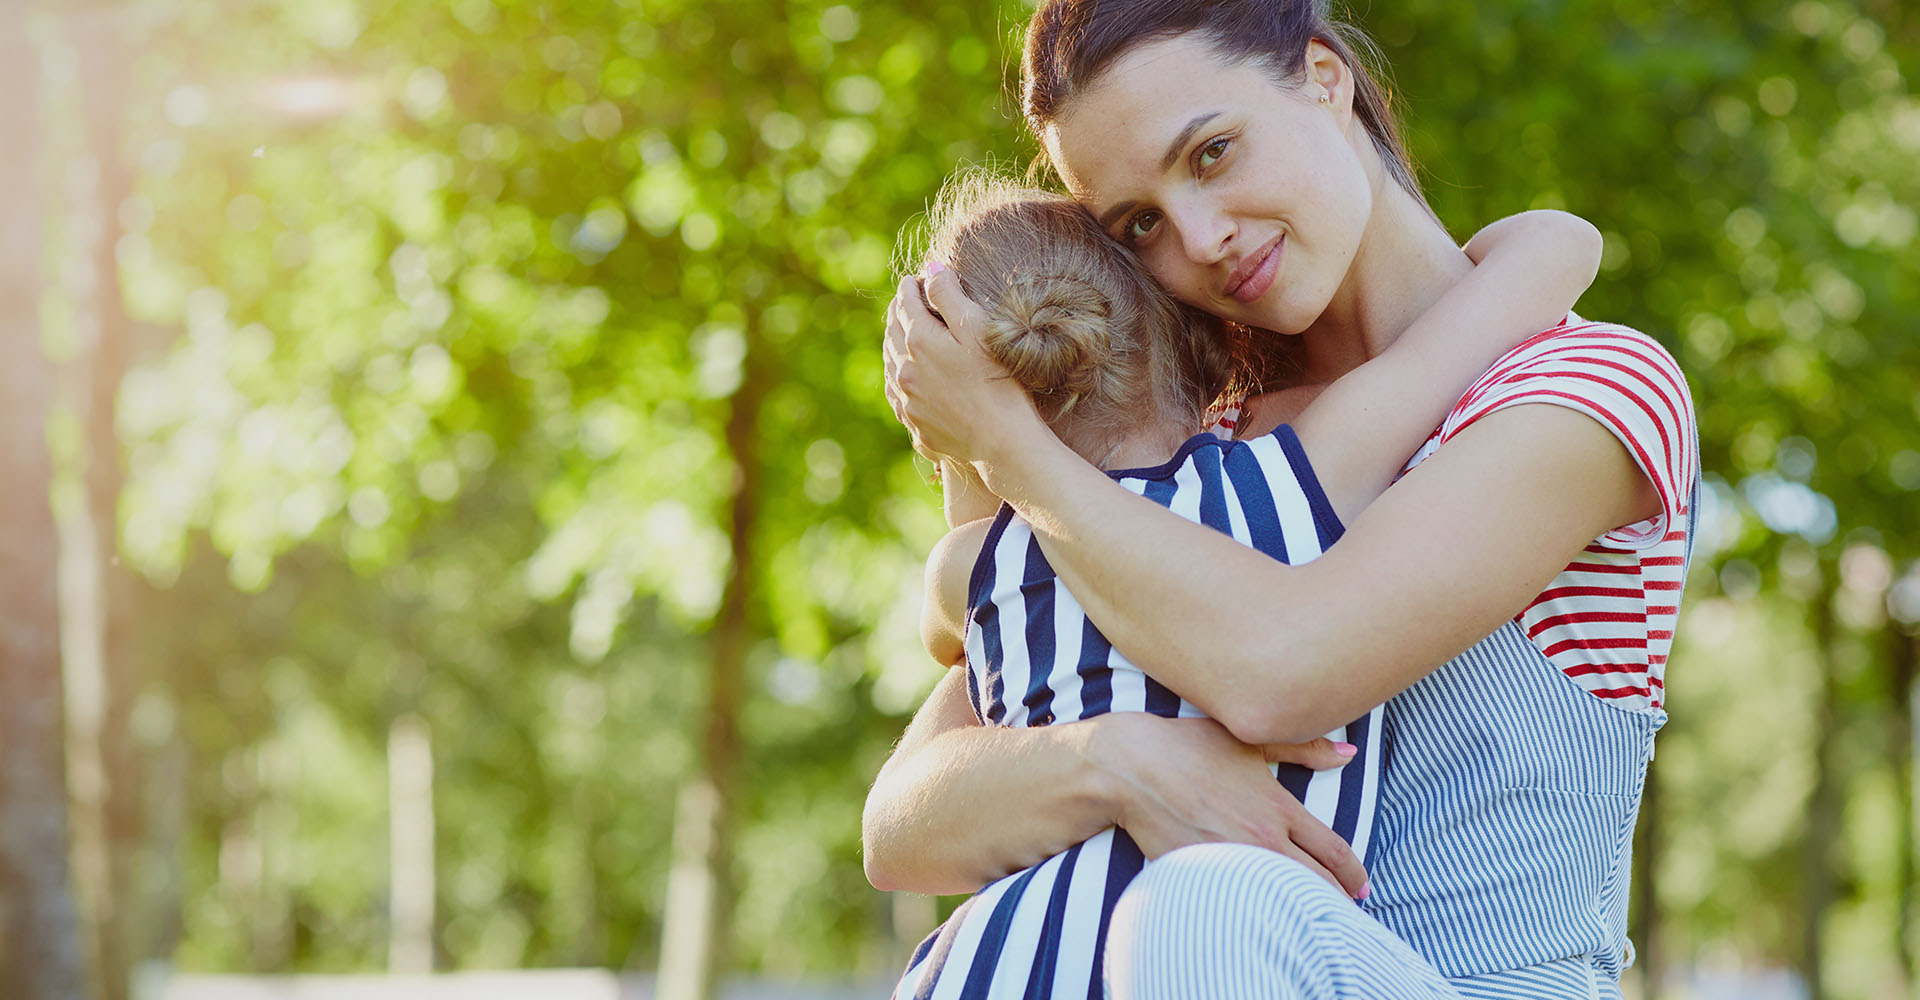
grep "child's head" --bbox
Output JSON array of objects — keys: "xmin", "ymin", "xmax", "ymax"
[{"xmin": 912, "ymin": 172, "xmax": 1243, "ymax": 466}]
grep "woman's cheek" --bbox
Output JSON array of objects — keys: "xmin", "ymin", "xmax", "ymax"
[{"xmin": 1142, "ymin": 250, "xmax": 1208, "ymax": 312}]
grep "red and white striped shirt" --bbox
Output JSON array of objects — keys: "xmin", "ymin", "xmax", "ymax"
[{"xmin": 1401, "ymin": 316, "xmax": 1697, "ymax": 713}]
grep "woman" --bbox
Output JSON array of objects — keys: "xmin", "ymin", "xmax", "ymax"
[
  {"xmin": 870, "ymin": 1, "xmax": 1697, "ymax": 998},
  {"xmin": 890, "ymin": 174, "xmax": 1597, "ymax": 1000}
]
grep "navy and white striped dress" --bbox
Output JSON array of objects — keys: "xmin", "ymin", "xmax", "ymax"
[{"xmin": 892, "ymin": 425, "xmax": 1384, "ymax": 1000}]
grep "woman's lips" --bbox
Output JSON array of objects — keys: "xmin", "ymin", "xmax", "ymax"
[{"xmin": 1225, "ymin": 235, "xmax": 1283, "ymax": 305}]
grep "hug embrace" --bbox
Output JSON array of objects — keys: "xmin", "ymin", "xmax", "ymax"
[{"xmin": 870, "ymin": 1, "xmax": 1698, "ymax": 998}]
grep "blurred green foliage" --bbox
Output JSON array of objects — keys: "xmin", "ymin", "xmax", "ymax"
[{"xmin": 65, "ymin": 0, "xmax": 1920, "ymax": 993}]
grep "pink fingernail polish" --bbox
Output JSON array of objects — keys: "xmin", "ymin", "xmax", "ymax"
[
  {"xmin": 1334, "ymin": 742, "xmax": 1357, "ymax": 758},
  {"xmin": 1357, "ymin": 883, "xmax": 1371, "ymax": 900},
  {"xmin": 925, "ymin": 259, "xmax": 947, "ymax": 276}
]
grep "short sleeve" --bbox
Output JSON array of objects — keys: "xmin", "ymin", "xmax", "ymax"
[
  {"xmin": 1204, "ymin": 396, "xmax": 1246, "ymax": 440},
  {"xmin": 1438, "ymin": 322, "xmax": 1698, "ymax": 549}
]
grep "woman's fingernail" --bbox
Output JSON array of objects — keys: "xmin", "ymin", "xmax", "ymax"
[
  {"xmin": 1334, "ymin": 742, "xmax": 1358, "ymax": 758},
  {"xmin": 1356, "ymin": 882, "xmax": 1371, "ymax": 900},
  {"xmin": 925, "ymin": 259, "xmax": 946, "ymax": 276}
]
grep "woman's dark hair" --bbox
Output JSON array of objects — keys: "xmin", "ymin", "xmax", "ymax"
[{"xmin": 1022, "ymin": 0, "xmax": 1425, "ymax": 207}]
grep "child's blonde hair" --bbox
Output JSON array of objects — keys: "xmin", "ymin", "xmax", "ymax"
[{"xmin": 909, "ymin": 171, "xmax": 1247, "ymax": 461}]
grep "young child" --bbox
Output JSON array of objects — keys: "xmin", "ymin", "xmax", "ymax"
[{"xmin": 890, "ymin": 173, "xmax": 1601, "ymax": 1000}]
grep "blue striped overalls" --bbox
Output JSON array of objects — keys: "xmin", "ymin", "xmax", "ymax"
[{"xmin": 1105, "ymin": 464, "xmax": 1698, "ymax": 1000}]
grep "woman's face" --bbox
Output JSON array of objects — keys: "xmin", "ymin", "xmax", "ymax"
[{"xmin": 1044, "ymin": 35, "xmax": 1375, "ymax": 335}]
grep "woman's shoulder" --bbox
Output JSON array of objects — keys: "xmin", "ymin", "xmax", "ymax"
[
  {"xmin": 1450, "ymin": 314, "xmax": 1696, "ymax": 444},
  {"xmin": 1477, "ymin": 314, "xmax": 1690, "ymax": 395},
  {"xmin": 1436, "ymin": 312, "xmax": 1700, "ymax": 548}
]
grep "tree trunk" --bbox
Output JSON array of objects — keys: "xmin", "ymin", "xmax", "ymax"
[
  {"xmin": 0, "ymin": 8, "xmax": 91, "ymax": 997},
  {"xmin": 1891, "ymin": 625, "xmax": 1917, "ymax": 991},
  {"xmin": 45, "ymin": 9, "xmax": 139, "ymax": 1000},
  {"xmin": 657, "ymin": 325, "xmax": 767, "ymax": 1000},
  {"xmin": 78, "ymin": 13, "xmax": 141, "ymax": 999},
  {"xmin": 569, "ymin": 781, "xmax": 603, "ymax": 967},
  {"xmin": 388, "ymin": 714, "xmax": 436, "ymax": 974},
  {"xmin": 1802, "ymin": 572, "xmax": 1843, "ymax": 1000}
]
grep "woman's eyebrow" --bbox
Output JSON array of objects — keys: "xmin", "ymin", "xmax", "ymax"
[
  {"xmin": 1096, "ymin": 200, "xmax": 1140, "ymax": 233},
  {"xmin": 1090, "ymin": 113, "xmax": 1223, "ymax": 233},
  {"xmin": 1160, "ymin": 112, "xmax": 1221, "ymax": 170}
]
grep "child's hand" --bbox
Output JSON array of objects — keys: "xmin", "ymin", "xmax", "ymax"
[{"xmin": 1462, "ymin": 209, "xmax": 1602, "ymax": 280}]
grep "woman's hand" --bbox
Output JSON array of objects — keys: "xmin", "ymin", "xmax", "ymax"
[
  {"xmin": 1092, "ymin": 713, "xmax": 1370, "ymax": 898},
  {"xmin": 863, "ymin": 670, "xmax": 1367, "ymax": 899},
  {"xmin": 882, "ymin": 267, "xmax": 1042, "ymax": 466}
]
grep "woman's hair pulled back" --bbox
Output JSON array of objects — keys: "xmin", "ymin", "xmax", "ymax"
[
  {"xmin": 1023, "ymin": 0, "xmax": 1424, "ymax": 206},
  {"xmin": 906, "ymin": 171, "xmax": 1244, "ymax": 445}
]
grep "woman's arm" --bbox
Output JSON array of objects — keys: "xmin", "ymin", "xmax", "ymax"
[
  {"xmin": 1291, "ymin": 211, "xmax": 1601, "ymax": 522},
  {"xmin": 885, "ymin": 271, "xmax": 1659, "ymax": 745},
  {"xmin": 987, "ymin": 402, "xmax": 1652, "ymax": 745},
  {"xmin": 865, "ymin": 668, "xmax": 1095, "ymax": 895},
  {"xmin": 892, "ymin": 485, "xmax": 1366, "ymax": 896},
  {"xmin": 862, "ymin": 669, "xmax": 1370, "ymax": 896}
]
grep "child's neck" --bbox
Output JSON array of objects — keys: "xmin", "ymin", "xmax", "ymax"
[{"xmin": 1078, "ymin": 422, "xmax": 1197, "ymax": 472}]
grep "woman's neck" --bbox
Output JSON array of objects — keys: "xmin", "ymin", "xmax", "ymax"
[{"xmin": 1296, "ymin": 178, "xmax": 1474, "ymax": 386}]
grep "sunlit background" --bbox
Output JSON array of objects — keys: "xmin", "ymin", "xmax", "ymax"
[{"xmin": 0, "ymin": 1, "xmax": 1916, "ymax": 999}]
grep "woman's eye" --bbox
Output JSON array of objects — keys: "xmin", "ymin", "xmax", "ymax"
[
  {"xmin": 1198, "ymin": 136, "xmax": 1231, "ymax": 170},
  {"xmin": 1124, "ymin": 210, "xmax": 1161, "ymax": 242}
]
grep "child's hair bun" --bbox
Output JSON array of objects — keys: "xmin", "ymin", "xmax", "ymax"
[
  {"xmin": 904, "ymin": 173, "xmax": 1242, "ymax": 441},
  {"xmin": 982, "ymin": 272, "xmax": 1110, "ymax": 411}
]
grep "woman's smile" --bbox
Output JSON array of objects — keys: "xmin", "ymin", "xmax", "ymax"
[{"xmin": 1225, "ymin": 233, "xmax": 1284, "ymax": 304}]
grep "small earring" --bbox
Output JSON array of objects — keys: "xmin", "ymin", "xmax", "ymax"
[{"xmin": 1318, "ymin": 91, "xmax": 1330, "ymax": 104}]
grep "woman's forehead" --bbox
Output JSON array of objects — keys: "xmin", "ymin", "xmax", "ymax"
[{"xmin": 1048, "ymin": 39, "xmax": 1275, "ymax": 204}]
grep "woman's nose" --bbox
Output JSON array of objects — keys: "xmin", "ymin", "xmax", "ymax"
[{"xmin": 1173, "ymin": 201, "xmax": 1233, "ymax": 265}]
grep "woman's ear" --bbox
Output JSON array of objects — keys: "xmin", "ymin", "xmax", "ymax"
[{"xmin": 1301, "ymin": 39, "xmax": 1355, "ymax": 121}]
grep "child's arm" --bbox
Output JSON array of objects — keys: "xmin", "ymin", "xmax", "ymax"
[
  {"xmin": 920, "ymin": 517, "xmax": 995, "ymax": 667},
  {"xmin": 941, "ymin": 457, "xmax": 1002, "ymax": 529},
  {"xmin": 1289, "ymin": 210, "xmax": 1603, "ymax": 523}
]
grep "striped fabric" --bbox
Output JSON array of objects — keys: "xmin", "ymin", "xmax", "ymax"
[
  {"xmin": 1099, "ymin": 621, "xmax": 1684, "ymax": 998},
  {"xmin": 1401, "ymin": 317, "xmax": 1697, "ymax": 712},
  {"xmin": 1106, "ymin": 843, "xmax": 1459, "ymax": 1000},
  {"xmin": 1092, "ymin": 320, "xmax": 1699, "ymax": 997},
  {"xmin": 1361, "ymin": 622, "xmax": 1671, "ymax": 986},
  {"xmin": 1105, "ymin": 843, "xmax": 1627, "ymax": 1000},
  {"xmin": 893, "ymin": 425, "xmax": 1385, "ymax": 1000},
  {"xmin": 1451, "ymin": 961, "xmax": 1623, "ymax": 1000},
  {"xmin": 1361, "ymin": 405, "xmax": 1698, "ymax": 990}
]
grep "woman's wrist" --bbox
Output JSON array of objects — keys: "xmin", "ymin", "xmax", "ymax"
[
  {"xmin": 1077, "ymin": 713, "xmax": 1154, "ymax": 831},
  {"xmin": 974, "ymin": 411, "xmax": 1081, "ymax": 503}
]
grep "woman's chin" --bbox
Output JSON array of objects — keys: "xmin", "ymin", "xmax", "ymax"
[
  {"xmin": 1229, "ymin": 301, "xmax": 1313, "ymax": 338},
  {"xmin": 1183, "ymin": 289, "xmax": 1312, "ymax": 337}
]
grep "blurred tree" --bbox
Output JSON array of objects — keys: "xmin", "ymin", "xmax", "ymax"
[
  {"xmin": 67, "ymin": 7, "xmax": 145, "ymax": 1000},
  {"xmin": 21, "ymin": 0, "xmax": 1912, "ymax": 997},
  {"xmin": 0, "ymin": 7, "xmax": 89, "ymax": 999},
  {"xmin": 1374, "ymin": 1, "xmax": 1919, "ymax": 994},
  {"xmin": 108, "ymin": 0, "xmax": 1016, "ymax": 989}
]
